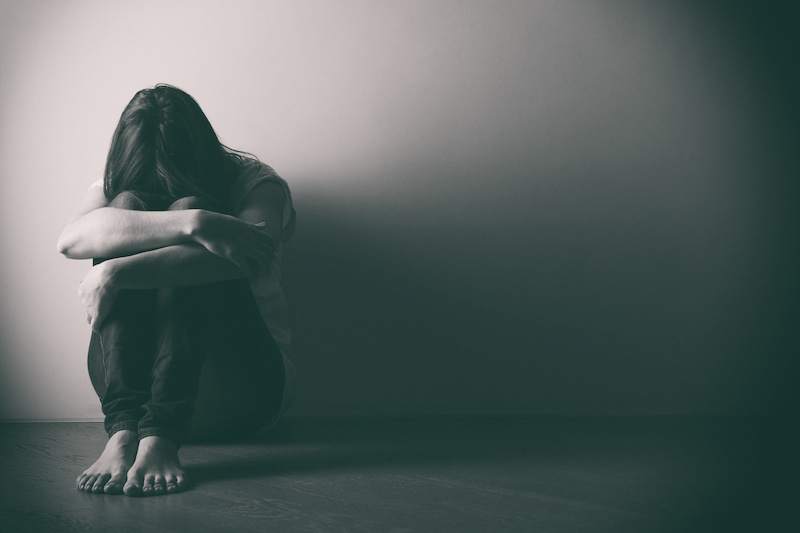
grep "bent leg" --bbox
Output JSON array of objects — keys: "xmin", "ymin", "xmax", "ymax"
[
  {"xmin": 81, "ymin": 191, "xmax": 161, "ymax": 494},
  {"xmin": 186, "ymin": 279, "xmax": 285, "ymax": 442},
  {"xmin": 88, "ymin": 191, "xmax": 161, "ymax": 438},
  {"xmin": 134, "ymin": 196, "xmax": 216, "ymax": 445},
  {"xmin": 120, "ymin": 196, "xmax": 284, "ymax": 496},
  {"xmin": 135, "ymin": 196, "xmax": 285, "ymax": 444}
]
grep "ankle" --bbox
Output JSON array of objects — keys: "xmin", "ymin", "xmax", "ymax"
[
  {"xmin": 109, "ymin": 429, "xmax": 138, "ymax": 444},
  {"xmin": 138, "ymin": 435, "xmax": 178, "ymax": 453}
]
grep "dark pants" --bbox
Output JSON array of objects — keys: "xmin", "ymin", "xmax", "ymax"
[{"xmin": 88, "ymin": 192, "xmax": 285, "ymax": 446}]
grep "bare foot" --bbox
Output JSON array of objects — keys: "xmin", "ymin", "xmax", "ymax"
[
  {"xmin": 77, "ymin": 429, "xmax": 138, "ymax": 495},
  {"xmin": 123, "ymin": 436, "xmax": 188, "ymax": 496}
]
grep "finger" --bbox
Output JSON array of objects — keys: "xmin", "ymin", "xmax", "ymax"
[
  {"xmin": 251, "ymin": 237, "xmax": 276, "ymax": 257},
  {"xmin": 247, "ymin": 248, "xmax": 271, "ymax": 269},
  {"xmin": 231, "ymin": 254, "xmax": 255, "ymax": 278},
  {"xmin": 251, "ymin": 227, "xmax": 275, "ymax": 246},
  {"xmin": 90, "ymin": 309, "xmax": 106, "ymax": 332},
  {"xmin": 93, "ymin": 307, "xmax": 111, "ymax": 332},
  {"xmin": 245, "ymin": 256, "xmax": 267, "ymax": 276},
  {"xmin": 251, "ymin": 243, "xmax": 276, "ymax": 268},
  {"xmin": 250, "ymin": 232, "xmax": 274, "ymax": 250}
]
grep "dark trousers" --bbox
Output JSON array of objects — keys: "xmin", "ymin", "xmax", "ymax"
[{"xmin": 88, "ymin": 192, "xmax": 285, "ymax": 445}]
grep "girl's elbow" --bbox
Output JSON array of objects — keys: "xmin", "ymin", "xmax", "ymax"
[
  {"xmin": 56, "ymin": 231, "xmax": 87, "ymax": 259},
  {"xmin": 57, "ymin": 239, "xmax": 78, "ymax": 258},
  {"xmin": 56, "ymin": 232, "xmax": 72, "ymax": 256}
]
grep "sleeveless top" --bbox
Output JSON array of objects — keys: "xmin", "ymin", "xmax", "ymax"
[{"xmin": 89, "ymin": 156, "xmax": 297, "ymax": 413}]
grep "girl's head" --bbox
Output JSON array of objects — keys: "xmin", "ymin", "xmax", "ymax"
[{"xmin": 104, "ymin": 84, "xmax": 232, "ymax": 209}]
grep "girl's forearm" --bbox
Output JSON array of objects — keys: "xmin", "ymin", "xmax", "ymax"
[
  {"xmin": 57, "ymin": 208, "xmax": 199, "ymax": 260},
  {"xmin": 104, "ymin": 242, "xmax": 249, "ymax": 291}
]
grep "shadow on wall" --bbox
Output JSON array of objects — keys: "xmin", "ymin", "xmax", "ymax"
[
  {"xmin": 280, "ymin": 1, "xmax": 800, "ymax": 416},
  {"xmin": 282, "ymin": 150, "xmax": 797, "ymax": 418}
]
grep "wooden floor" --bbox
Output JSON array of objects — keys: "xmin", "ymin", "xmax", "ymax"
[{"xmin": 0, "ymin": 417, "xmax": 795, "ymax": 532}]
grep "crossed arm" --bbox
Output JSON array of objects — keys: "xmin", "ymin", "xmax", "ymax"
[{"xmin": 57, "ymin": 182, "xmax": 286, "ymax": 330}]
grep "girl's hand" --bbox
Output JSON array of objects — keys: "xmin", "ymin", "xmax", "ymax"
[
  {"xmin": 79, "ymin": 261, "xmax": 119, "ymax": 331},
  {"xmin": 191, "ymin": 210, "xmax": 276, "ymax": 278}
]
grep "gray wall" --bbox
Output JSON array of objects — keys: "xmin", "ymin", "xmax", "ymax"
[
  {"xmin": 283, "ymin": 1, "xmax": 799, "ymax": 416},
  {"xmin": 0, "ymin": 1, "xmax": 797, "ymax": 419}
]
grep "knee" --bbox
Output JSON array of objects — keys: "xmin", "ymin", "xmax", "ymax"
[
  {"xmin": 109, "ymin": 191, "xmax": 149, "ymax": 210},
  {"xmin": 168, "ymin": 196, "xmax": 214, "ymax": 211}
]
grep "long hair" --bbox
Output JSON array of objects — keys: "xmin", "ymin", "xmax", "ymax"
[{"xmin": 104, "ymin": 84, "xmax": 238, "ymax": 212}]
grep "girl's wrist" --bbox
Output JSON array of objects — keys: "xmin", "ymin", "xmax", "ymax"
[
  {"xmin": 97, "ymin": 258, "xmax": 124, "ymax": 292},
  {"xmin": 187, "ymin": 209, "xmax": 211, "ymax": 243}
]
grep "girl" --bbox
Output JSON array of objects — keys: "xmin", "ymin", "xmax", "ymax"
[{"xmin": 57, "ymin": 84, "xmax": 296, "ymax": 496}]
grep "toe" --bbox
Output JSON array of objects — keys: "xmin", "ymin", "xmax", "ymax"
[
  {"xmin": 92, "ymin": 474, "xmax": 111, "ymax": 493},
  {"xmin": 83, "ymin": 475, "xmax": 98, "ymax": 492},
  {"xmin": 104, "ymin": 474, "xmax": 125, "ymax": 495},
  {"xmin": 142, "ymin": 474, "xmax": 155, "ymax": 495},
  {"xmin": 76, "ymin": 474, "xmax": 88, "ymax": 490},
  {"xmin": 175, "ymin": 474, "xmax": 188, "ymax": 490},
  {"xmin": 165, "ymin": 475, "xmax": 178, "ymax": 493},
  {"xmin": 123, "ymin": 469, "xmax": 143, "ymax": 497},
  {"xmin": 123, "ymin": 480, "xmax": 142, "ymax": 497},
  {"xmin": 80, "ymin": 474, "xmax": 92, "ymax": 490},
  {"xmin": 153, "ymin": 476, "xmax": 165, "ymax": 495}
]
